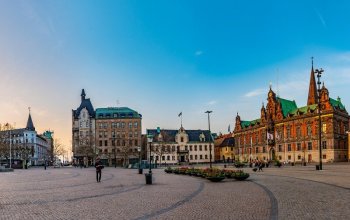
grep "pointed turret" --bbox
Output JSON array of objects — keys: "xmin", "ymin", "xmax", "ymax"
[
  {"xmin": 307, "ymin": 59, "xmax": 318, "ymax": 105},
  {"xmin": 81, "ymin": 89, "xmax": 86, "ymax": 102},
  {"xmin": 26, "ymin": 109, "xmax": 35, "ymax": 131}
]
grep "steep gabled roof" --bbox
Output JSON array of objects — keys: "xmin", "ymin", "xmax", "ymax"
[
  {"xmin": 330, "ymin": 98, "xmax": 346, "ymax": 111},
  {"xmin": 289, "ymin": 104, "xmax": 317, "ymax": 116},
  {"xmin": 73, "ymin": 98, "xmax": 95, "ymax": 119},
  {"xmin": 277, "ymin": 97, "xmax": 298, "ymax": 117},
  {"xmin": 26, "ymin": 113, "xmax": 35, "ymax": 131}
]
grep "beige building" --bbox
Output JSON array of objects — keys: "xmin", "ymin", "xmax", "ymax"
[
  {"xmin": 146, "ymin": 127, "xmax": 214, "ymax": 165},
  {"xmin": 95, "ymin": 107, "xmax": 142, "ymax": 166}
]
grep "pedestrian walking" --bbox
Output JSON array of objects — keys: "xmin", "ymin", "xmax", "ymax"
[
  {"xmin": 95, "ymin": 157, "xmax": 103, "ymax": 182},
  {"xmin": 258, "ymin": 161, "xmax": 264, "ymax": 172}
]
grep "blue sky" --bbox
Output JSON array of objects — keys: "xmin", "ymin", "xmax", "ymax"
[{"xmin": 1, "ymin": 0, "xmax": 350, "ymax": 148}]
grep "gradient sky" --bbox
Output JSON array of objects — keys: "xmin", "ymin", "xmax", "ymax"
[{"xmin": 1, "ymin": 0, "xmax": 350, "ymax": 150}]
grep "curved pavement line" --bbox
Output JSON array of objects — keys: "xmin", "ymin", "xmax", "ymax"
[
  {"xmin": 251, "ymin": 180, "xmax": 278, "ymax": 220},
  {"xmin": 133, "ymin": 182, "xmax": 205, "ymax": 220},
  {"xmin": 260, "ymin": 173, "xmax": 350, "ymax": 191},
  {"xmin": 3, "ymin": 183, "xmax": 145, "ymax": 206}
]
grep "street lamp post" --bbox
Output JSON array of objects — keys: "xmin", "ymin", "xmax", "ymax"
[
  {"xmin": 315, "ymin": 68, "xmax": 324, "ymax": 170},
  {"xmin": 137, "ymin": 146, "xmax": 142, "ymax": 174},
  {"xmin": 145, "ymin": 134, "xmax": 153, "ymax": 184},
  {"xmin": 205, "ymin": 110, "xmax": 213, "ymax": 169}
]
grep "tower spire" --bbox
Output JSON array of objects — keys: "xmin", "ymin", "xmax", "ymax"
[
  {"xmin": 307, "ymin": 57, "xmax": 318, "ymax": 105},
  {"xmin": 81, "ymin": 89, "xmax": 86, "ymax": 102},
  {"xmin": 26, "ymin": 107, "xmax": 35, "ymax": 131}
]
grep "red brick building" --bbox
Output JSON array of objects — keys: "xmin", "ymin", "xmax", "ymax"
[{"xmin": 234, "ymin": 64, "xmax": 349, "ymax": 163}]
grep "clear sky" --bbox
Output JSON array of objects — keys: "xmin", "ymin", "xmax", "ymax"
[{"xmin": 1, "ymin": 0, "xmax": 350, "ymax": 150}]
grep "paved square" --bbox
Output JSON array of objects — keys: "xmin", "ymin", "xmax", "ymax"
[{"xmin": 1, "ymin": 164, "xmax": 349, "ymax": 220}]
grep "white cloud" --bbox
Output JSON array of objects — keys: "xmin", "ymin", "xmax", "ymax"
[
  {"xmin": 207, "ymin": 100, "xmax": 217, "ymax": 105},
  {"xmin": 244, "ymin": 89, "xmax": 265, "ymax": 97}
]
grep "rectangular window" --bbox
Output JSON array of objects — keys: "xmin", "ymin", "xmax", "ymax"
[
  {"xmin": 162, "ymin": 155, "xmax": 165, "ymax": 160},
  {"xmin": 190, "ymin": 155, "xmax": 193, "ymax": 160},
  {"xmin": 298, "ymin": 155, "xmax": 301, "ymax": 160},
  {"xmin": 104, "ymin": 131, "xmax": 108, "ymax": 138},
  {"xmin": 99, "ymin": 140, "xmax": 103, "ymax": 146},
  {"xmin": 190, "ymin": 146, "xmax": 192, "ymax": 151},
  {"xmin": 205, "ymin": 155, "xmax": 208, "ymax": 159},
  {"xmin": 256, "ymin": 147, "xmax": 259, "ymax": 153},
  {"xmin": 129, "ymin": 122, "xmax": 132, "ymax": 129},
  {"xmin": 199, "ymin": 145, "xmax": 202, "ymax": 151},
  {"xmin": 263, "ymin": 147, "xmax": 266, "ymax": 153},
  {"xmin": 205, "ymin": 145, "xmax": 208, "ymax": 151},
  {"xmin": 297, "ymin": 143, "xmax": 301, "ymax": 151},
  {"xmin": 129, "ymin": 140, "xmax": 133, "ymax": 146},
  {"xmin": 195, "ymin": 155, "xmax": 197, "ymax": 160},
  {"xmin": 278, "ymin": 145, "xmax": 282, "ymax": 152},
  {"xmin": 194, "ymin": 145, "xmax": 197, "ymax": 151},
  {"xmin": 308, "ymin": 142, "xmax": 312, "ymax": 150},
  {"xmin": 105, "ymin": 140, "xmax": 108, "ymax": 146},
  {"xmin": 323, "ymin": 154, "xmax": 327, "ymax": 159},
  {"xmin": 322, "ymin": 123, "xmax": 327, "ymax": 133},
  {"xmin": 135, "ymin": 140, "xmax": 138, "ymax": 146},
  {"xmin": 200, "ymin": 155, "xmax": 203, "ymax": 159},
  {"xmin": 185, "ymin": 146, "xmax": 188, "ymax": 151},
  {"xmin": 322, "ymin": 141, "xmax": 327, "ymax": 149},
  {"xmin": 288, "ymin": 155, "xmax": 291, "ymax": 160},
  {"xmin": 287, "ymin": 144, "xmax": 291, "ymax": 152},
  {"xmin": 172, "ymin": 156, "xmax": 175, "ymax": 161},
  {"xmin": 167, "ymin": 155, "xmax": 170, "ymax": 160},
  {"xmin": 134, "ymin": 122, "xmax": 138, "ymax": 128}
]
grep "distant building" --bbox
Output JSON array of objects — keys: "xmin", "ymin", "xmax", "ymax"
[
  {"xmin": 72, "ymin": 89, "xmax": 142, "ymax": 166},
  {"xmin": 234, "ymin": 63, "xmax": 349, "ymax": 163},
  {"xmin": 146, "ymin": 127, "xmax": 214, "ymax": 165},
  {"xmin": 0, "ymin": 112, "xmax": 51, "ymax": 168},
  {"xmin": 214, "ymin": 133, "xmax": 235, "ymax": 162}
]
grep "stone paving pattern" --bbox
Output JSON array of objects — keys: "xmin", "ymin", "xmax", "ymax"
[{"xmin": 0, "ymin": 163, "xmax": 349, "ymax": 220}]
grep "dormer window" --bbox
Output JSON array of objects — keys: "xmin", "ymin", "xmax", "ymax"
[
  {"xmin": 199, "ymin": 133, "xmax": 206, "ymax": 142},
  {"xmin": 181, "ymin": 137, "xmax": 184, "ymax": 142}
]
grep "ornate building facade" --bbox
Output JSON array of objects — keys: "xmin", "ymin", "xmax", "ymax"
[{"xmin": 234, "ymin": 65, "xmax": 349, "ymax": 163}]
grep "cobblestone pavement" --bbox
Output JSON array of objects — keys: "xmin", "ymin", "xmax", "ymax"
[{"xmin": 0, "ymin": 163, "xmax": 349, "ymax": 220}]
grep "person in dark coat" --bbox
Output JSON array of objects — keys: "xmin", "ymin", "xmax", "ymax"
[{"xmin": 95, "ymin": 157, "xmax": 103, "ymax": 182}]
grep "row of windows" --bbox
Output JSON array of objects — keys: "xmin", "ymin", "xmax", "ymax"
[
  {"xmin": 98, "ymin": 122, "xmax": 138, "ymax": 129},
  {"xmin": 98, "ymin": 131, "xmax": 139, "ymax": 138},
  {"xmin": 156, "ymin": 154, "xmax": 209, "ymax": 161},
  {"xmin": 153, "ymin": 145, "xmax": 211, "ymax": 152},
  {"xmin": 101, "ymin": 148, "xmax": 139, "ymax": 154},
  {"xmin": 99, "ymin": 139, "xmax": 139, "ymax": 147}
]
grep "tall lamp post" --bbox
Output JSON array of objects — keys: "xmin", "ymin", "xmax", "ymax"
[
  {"xmin": 205, "ymin": 110, "xmax": 213, "ymax": 169},
  {"xmin": 315, "ymin": 68, "xmax": 324, "ymax": 170},
  {"xmin": 137, "ymin": 146, "xmax": 142, "ymax": 174},
  {"xmin": 145, "ymin": 134, "xmax": 153, "ymax": 184}
]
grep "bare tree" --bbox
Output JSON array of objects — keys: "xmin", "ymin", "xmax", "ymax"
[{"xmin": 115, "ymin": 138, "xmax": 138, "ymax": 167}]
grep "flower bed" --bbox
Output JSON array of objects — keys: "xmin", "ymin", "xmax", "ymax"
[{"xmin": 164, "ymin": 167, "xmax": 249, "ymax": 182}]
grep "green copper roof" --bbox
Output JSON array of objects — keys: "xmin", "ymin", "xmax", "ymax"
[
  {"xmin": 96, "ymin": 107, "xmax": 142, "ymax": 119},
  {"xmin": 241, "ymin": 119, "xmax": 261, "ymax": 128},
  {"xmin": 43, "ymin": 131, "xmax": 53, "ymax": 139},
  {"xmin": 277, "ymin": 97, "xmax": 298, "ymax": 117},
  {"xmin": 289, "ymin": 104, "xmax": 317, "ymax": 115},
  {"xmin": 330, "ymin": 98, "xmax": 346, "ymax": 111}
]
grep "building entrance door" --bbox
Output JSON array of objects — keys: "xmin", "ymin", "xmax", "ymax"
[
  {"xmin": 180, "ymin": 155, "xmax": 185, "ymax": 162},
  {"xmin": 308, "ymin": 154, "xmax": 312, "ymax": 163}
]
